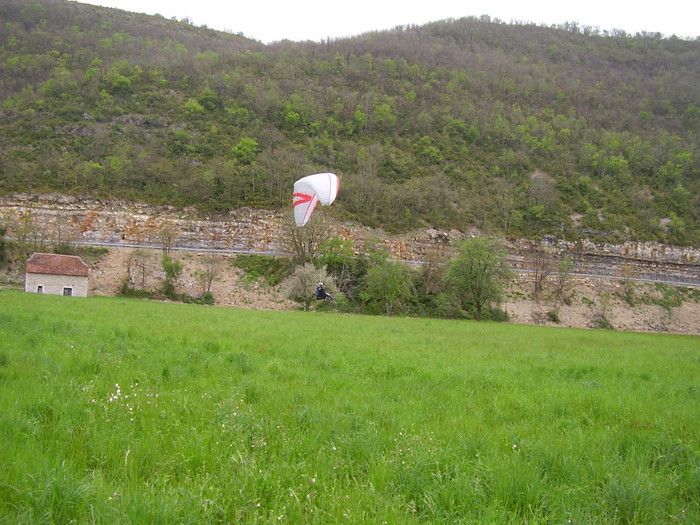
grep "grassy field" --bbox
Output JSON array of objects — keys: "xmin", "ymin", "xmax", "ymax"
[{"xmin": 0, "ymin": 290, "xmax": 698, "ymax": 524}]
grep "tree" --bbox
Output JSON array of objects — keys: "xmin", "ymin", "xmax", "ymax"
[
  {"xmin": 317, "ymin": 236, "xmax": 356, "ymax": 293},
  {"xmin": 413, "ymin": 248, "xmax": 448, "ymax": 313},
  {"xmin": 53, "ymin": 215, "xmax": 77, "ymax": 255},
  {"xmin": 444, "ymin": 237, "xmax": 511, "ymax": 320},
  {"xmin": 162, "ymin": 254, "xmax": 183, "ymax": 297},
  {"xmin": 529, "ymin": 242, "xmax": 555, "ymax": 299},
  {"xmin": 358, "ymin": 250, "xmax": 415, "ymax": 315},
  {"xmin": 619, "ymin": 261, "xmax": 636, "ymax": 306},
  {"xmin": 492, "ymin": 177, "xmax": 521, "ymax": 234},
  {"xmin": 158, "ymin": 221, "xmax": 177, "ymax": 254},
  {"xmin": 280, "ymin": 212, "xmax": 335, "ymax": 266},
  {"xmin": 104, "ymin": 60, "xmax": 142, "ymax": 95},
  {"xmin": 231, "ymin": 137, "xmax": 259, "ymax": 165},
  {"xmin": 552, "ymin": 254, "xmax": 573, "ymax": 307},
  {"xmin": 0, "ymin": 2, "xmax": 698, "ymax": 245},
  {"xmin": 12, "ymin": 210, "xmax": 47, "ymax": 259},
  {"xmin": 194, "ymin": 257, "xmax": 218, "ymax": 296},
  {"xmin": 128, "ymin": 249, "xmax": 150, "ymax": 289}
]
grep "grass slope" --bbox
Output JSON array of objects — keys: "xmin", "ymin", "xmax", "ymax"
[{"xmin": 0, "ymin": 290, "xmax": 698, "ymax": 523}]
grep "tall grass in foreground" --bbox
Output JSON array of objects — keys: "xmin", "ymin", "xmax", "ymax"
[{"xmin": 0, "ymin": 289, "xmax": 697, "ymax": 524}]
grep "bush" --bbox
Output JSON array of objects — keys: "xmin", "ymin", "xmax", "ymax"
[
  {"xmin": 547, "ymin": 309, "xmax": 561, "ymax": 323},
  {"xmin": 53, "ymin": 242, "xmax": 78, "ymax": 255},
  {"xmin": 117, "ymin": 279, "xmax": 155, "ymax": 299},
  {"xmin": 232, "ymin": 255, "xmax": 294, "ymax": 285},
  {"xmin": 191, "ymin": 291, "xmax": 215, "ymax": 305},
  {"xmin": 484, "ymin": 307, "xmax": 510, "ymax": 322},
  {"xmin": 281, "ymin": 263, "xmax": 337, "ymax": 311},
  {"xmin": 82, "ymin": 246, "xmax": 109, "ymax": 258},
  {"xmin": 590, "ymin": 313, "xmax": 613, "ymax": 330}
]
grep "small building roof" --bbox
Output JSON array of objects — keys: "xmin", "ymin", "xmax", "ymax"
[{"xmin": 26, "ymin": 253, "xmax": 90, "ymax": 277}]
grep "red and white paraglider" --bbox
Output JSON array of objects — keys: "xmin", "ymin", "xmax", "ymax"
[{"xmin": 293, "ymin": 172, "xmax": 340, "ymax": 226}]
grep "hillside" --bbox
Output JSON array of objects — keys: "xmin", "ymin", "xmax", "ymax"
[
  {"xmin": 1, "ymin": 192, "xmax": 697, "ymax": 334},
  {"xmin": 0, "ymin": 0, "xmax": 698, "ymax": 244}
]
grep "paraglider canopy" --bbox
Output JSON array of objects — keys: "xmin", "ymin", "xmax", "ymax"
[{"xmin": 293, "ymin": 172, "xmax": 339, "ymax": 226}]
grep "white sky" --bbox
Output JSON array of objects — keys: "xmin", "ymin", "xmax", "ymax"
[{"xmin": 80, "ymin": 0, "xmax": 699, "ymax": 43}]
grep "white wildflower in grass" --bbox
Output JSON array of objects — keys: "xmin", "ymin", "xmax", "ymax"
[{"xmin": 108, "ymin": 383, "xmax": 121, "ymax": 402}]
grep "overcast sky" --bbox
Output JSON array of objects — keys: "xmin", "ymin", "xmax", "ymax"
[{"xmin": 80, "ymin": 0, "xmax": 698, "ymax": 43}]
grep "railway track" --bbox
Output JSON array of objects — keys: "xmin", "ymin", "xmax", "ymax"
[
  {"xmin": 508, "ymin": 251, "xmax": 699, "ymax": 287},
  {"xmin": 81, "ymin": 239, "xmax": 700, "ymax": 288},
  {"xmin": 5, "ymin": 235, "xmax": 699, "ymax": 287}
]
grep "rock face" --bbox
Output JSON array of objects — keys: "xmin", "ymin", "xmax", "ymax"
[
  {"xmin": 1, "ymin": 193, "xmax": 699, "ymax": 285},
  {"xmin": 2, "ymin": 193, "xmax": 285, "ymax": 253}
]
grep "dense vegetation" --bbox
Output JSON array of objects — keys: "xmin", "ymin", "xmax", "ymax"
[
  {"xmin": 1, "ymin": 290, "xmax": 698, "ymax": 522},
  {"xmin": 0, "ymin": 0, "xmax": 698, "ymax": 244}
]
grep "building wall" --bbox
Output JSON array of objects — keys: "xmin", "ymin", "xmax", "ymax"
[{"xmin": 25, "ymin": 273, "xmax": 89, "ymax": 297}]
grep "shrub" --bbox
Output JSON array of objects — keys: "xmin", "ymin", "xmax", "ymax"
[
  {"xmin": 547, "ymin": 309, "xmax": 561, "ymax": 323},
  {"xmin": 117, "ymin": 279, "xmax": 155, "ymax": 299},
  {"xmin": 232, "ymin": 255, "xmax": 294, "ymax": 286},
  {"xmin": 281, "ymin": 263, "xmax": 336, "ymax": 311},
  {"xmin": 189, "ymin": 291, "xmax": 215, "ymax": 305},
  {"xmin": 590, "ymin": 313, "xmax": 613, "ymax": 330},
  {"xmin": 81, "ymin": 246, "xmax": 109, "ymax": 258}
]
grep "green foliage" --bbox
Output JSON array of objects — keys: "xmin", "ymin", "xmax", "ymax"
[
  {"xmin": 52, "ymin": 240, "xmax": 78, "ymax": 255},
  {"xmin": 445, "ymin": 237, "xmax": 512, "ymax": 320},
  {"xmin": 231, "ymin": 137, "xmax": 260, "ymax": 165},
  {"xmin": 317, "ymin": 236, "xmax": 356, "ymax": 292},
  {"xmin": 0, "ymin": 291, "xmax": 698, "ymax": 523},
  {"xmin": 180, "ymin": 290, "xmax": 215, "ymax": 305},
  {"xmin": 161, "ymin": 254, "xmax": 183, "ymax": 297},
  {"xmin": 119, "ymin": 274, "xmax": 214, "ymax": 305},
  {"xmin": 639, "ymin": 283, "xmax": 690, "ymax": 311},
  {"xmin": 197, "ymin": 88, "xmax": 220, "ymax": 111},
  {"xmin": 591, "ymin": 314, "xmax": 614, "ymax": 330},
  {"xmin": 103, "ymin": 60, "xmax": 142, "ymax": 94},
  {"xmin": 117, "ymin": 279, "xmax": 156, "ymax": 299},
  {"xmin": 81, "ymin": 245, "xmax": 109, "ymax": 258},
  {"xmin": 358, "ymin": 255, "xmax": 416, "ymax": 315},
  {"xmin": 547, "ymin": 309, "xmax": 561, "ymax": 323},
  {"xmin": 280, "ymin": 262, "xmax": 336, "ymax": 310},
  {"xmin": 0, "ymin": 0, "xmax": 698, "ymax": 243},
  {"xmin": 183, "ymin": 97, "xmax": 205, "ymax": 115},
  {"xmin": 231, "ymin": 254, "xmax": 294, "ymax": 286},
  {"xmin": 199, "ymin": 290, "xmax": 215, "ymax": 305},
  {"xmin": 317, "ymin": 237, "xmax": 354, "ymax": 271}
]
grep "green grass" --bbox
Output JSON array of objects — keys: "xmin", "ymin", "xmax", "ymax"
[{"xmin": 0, "ymin": 289, "xmax": 698, "ymax": 524}]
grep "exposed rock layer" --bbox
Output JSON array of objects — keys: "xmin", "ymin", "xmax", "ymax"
[{"xmin": 2, "ymin": 193, "xmax": 698, "ymax": 285}]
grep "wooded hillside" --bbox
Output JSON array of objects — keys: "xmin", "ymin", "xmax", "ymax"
[{"xmin": 1, "ymin": 0, "xmax": 698, "ymax": 244}]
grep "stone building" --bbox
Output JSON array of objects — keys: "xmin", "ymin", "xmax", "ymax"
[{"xmin": 25, "ymin": 253, "xmax": 90, "ymax": 297}]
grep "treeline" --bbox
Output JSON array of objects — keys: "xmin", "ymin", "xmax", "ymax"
[{"xmin": 0, "ymin": 0, "xmax": 698, "ymax": 245}]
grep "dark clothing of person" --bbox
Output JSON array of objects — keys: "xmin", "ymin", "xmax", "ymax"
[{"xmin": 316, "ymin": 285, "xmax": 334, "ymax": 301}]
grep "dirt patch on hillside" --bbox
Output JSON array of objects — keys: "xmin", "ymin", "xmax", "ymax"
[
  {"xmin": 87, "ymin": 247, "xmax": 699, "ymax": 335},
  {"xmin": 90, "ymin": 247, "xmax": 295, "ymax": 311},
  {"xmin": 504, "ymin": 276, "xmax": 699, "ymax": 334}
]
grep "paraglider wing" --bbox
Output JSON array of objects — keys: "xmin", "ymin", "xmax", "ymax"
[{"xmin": 293, "ymin": 172, "xmax": 339, "ymax": 226}]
